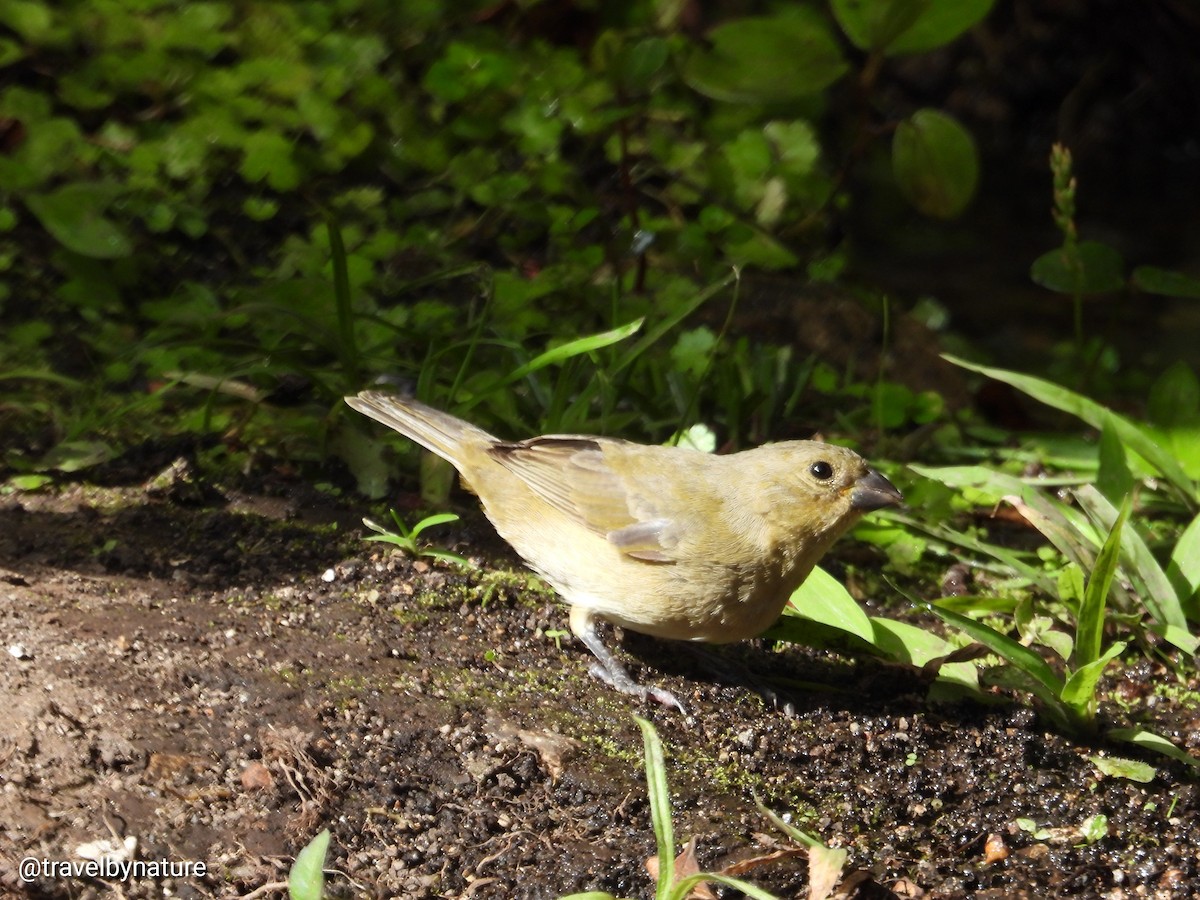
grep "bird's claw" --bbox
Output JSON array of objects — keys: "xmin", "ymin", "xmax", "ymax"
[{"xmin": 587, "ymin": 661, "xmax": 687, "ymax": 715}]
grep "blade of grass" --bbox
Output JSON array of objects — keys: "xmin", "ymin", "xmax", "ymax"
[
  {"xmin": 923, "ymin": 601, "xmax": 1065, "ymax": 696},
  {"xmin": 1075, "ymin": 495, "xmax": 1131, "ymax": 666},
  {"xmin": 459, "ymin": 320, "xmax": 644, "ymax": 414},
  {"xmin": 1074, "ymin": 485, "xmax": 1188, "ymax": 630},
  {"xmin": 1107, "ymin": 727, "xmax": 1200, "ymax": 768},
  {"xmin": 942, "ymin": 354, "xmax": 1198, "ymax": 506},
  {"xmin": 634, "ymin": 716, "xmax": 675, "ymax": 900},
  {"xmin": 1167, "ymin": 513, "xmax": 1200, "ymax": 621}
]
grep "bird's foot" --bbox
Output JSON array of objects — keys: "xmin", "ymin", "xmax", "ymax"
[{"xmin": 587, "ymin": 661, "xmax": 687, "ymax": 714}]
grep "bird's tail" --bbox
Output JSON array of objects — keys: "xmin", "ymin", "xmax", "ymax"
[{"xmin": 344, "ymin": 391, "xmax": 497, "ymax": 470}]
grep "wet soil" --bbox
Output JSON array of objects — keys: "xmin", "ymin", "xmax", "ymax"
[{"xmin": 1, "ymin": 468, "xmax": 1198, "ymax": 899}]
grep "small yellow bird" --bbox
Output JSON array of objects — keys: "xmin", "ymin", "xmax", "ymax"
[{"xmin": 346, "ymin": 391, "xmax": 902, "ymax": 709}]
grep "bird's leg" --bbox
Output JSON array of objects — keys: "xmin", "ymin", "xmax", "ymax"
[{"xmin": 569, "ymin": 606, "xmax": 686, "ymax": 713}]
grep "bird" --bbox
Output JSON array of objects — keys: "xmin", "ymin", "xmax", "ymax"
[{"xmin": 345, "ymin": 391, "xmax": 903, "ymax": 710}]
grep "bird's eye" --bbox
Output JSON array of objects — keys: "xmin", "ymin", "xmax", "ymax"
[{"xmin": 809, "ymin": 460, "xmax": 833, "ymax": 480}]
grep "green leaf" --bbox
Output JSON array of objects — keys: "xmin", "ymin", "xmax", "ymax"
[
  {"xmin": 1030, "ymin": 240, "xmax": 1124, "ymax": 294},
  {"xmin": 0, "ymin": 37, "xmax": 25, "ymax": 66},
  {"xmin": 1074, "ymin": 497, "xmax": 1130, "ymax": 666},
  {"xmin": 241, "ymin": 130, "xmax": 301, "ymax": 191},
  {"xmin": 1074, "ymin": 485, "xmax": 1189, "ymax": 633},
  {"xmin": 24, "ymin": 182, "xmax": 133, "ymax": 258},
  {"xmin": 1060, "ymin": 641, "xmax": 1125, "ymax": 717},
  {"xmin": 941, "ymin": 355, "xmax": 1198, "ymax": 504},
  {"xmin": 610, "ymin": 36, "xmax": 669, "ymax": 93},
  {"xmin": 785, "ymin": 565, "xmax": 874, "ymax": 643},
  {"xmin": 683, "ymin": 11, "xmax": 848, "ymax": 103},
  {"xmin": 925, "ymin": 602, "xmax": 1064, "ymax": 696},
  {"xmin": 1088, "ymin": 755, "xmax": 1156, "ymax": 783},
  {"xmin": 1148, "ymin": 361, "xmax": 1200, "ymax": 430},
  {"xmin": 39, "ymin": 440, "xmax": 117, "ymax": 473},
  {"xmin": 677, "ymin": 872, "xmax": 787, "ymax": 900},
  {"xmin": 463, "ymin": 320, "xmax": 642, "ymax": 413},
  {"xmin": 887, "ymin": 0, "xmax": 996, "ymax": 54},
  {"xmin": 3, "ymin": 0, "xmax": 56, "ymax": 44},
  {"xmin": 1132, "ymin": 265, "xmax": 1200, "ymax": 299},
  {"xmin": 331, "ymin": 423, "xmax": 390, "ymax": 499},
  {"xmin": 868, "ymin": 617, "xmax": 980, "ymax": 691},
  {"xmin": 633, "ymin": 716, "xmax": 675, "ymax": 892},
  {"xmin": 1166, "ymin": 514, "xmax": 1200, "ymax": 619},
  {"xmin": 831, "ymin": 0, "xmax": 929, "ymax": 52},
  {"xmin": 288, "ymin": 829, "xmax": 330, "ymax": 900},
  {"xmin": 670, "ymin": 327, "xmax": 717, "ymax": 379},
  {"xmin": 1095, "ymin": 416, "xmax": 1133, "ymax": 507},
  {"xmin": 892, "ymin": 109, "xmax": 979, "ymax": 218},
  {"xmin": 1107, "ymin": 727, "xmax": 1200, "ymax": 768}
]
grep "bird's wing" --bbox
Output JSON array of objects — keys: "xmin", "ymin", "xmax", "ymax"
[{"xmin": 486, "ymin": 437, "xmax": 678, "ymax": 562}]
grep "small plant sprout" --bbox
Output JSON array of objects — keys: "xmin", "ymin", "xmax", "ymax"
[
  {"xmin": 288, "ymin": 828, "xmax": 330, "ymax": 900},
  {"xmin": 362, "ymin": 509, "xmax": 473, "ymax": 568},
  {"xmin": 559, "ymin": 717, "xmax": 826, "ymax": 900},
  {"xmin": 544, "ymin": 628, "xmax": 570, "ymax": 650}
]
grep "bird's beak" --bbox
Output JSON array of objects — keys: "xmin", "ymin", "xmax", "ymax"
[{"xmin": 851, "ymin": 468, "xmax": 904, "ymax": 511}]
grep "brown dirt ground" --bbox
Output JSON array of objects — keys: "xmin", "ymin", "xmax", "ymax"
[{"xmin": 1, "ymin": 466, "xmax": 1198, "ymax": 900}]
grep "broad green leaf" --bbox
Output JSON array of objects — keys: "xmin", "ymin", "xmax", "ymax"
[
  {"xmin": 8, "ymin": 474, "xmax": 52, "ymax": 490},
  {"xmin": 1060, "ymin": 641, "xmax": 1125, "ymax": 716},
  {"xmin": 3, "ymin": 0, "xmax": 57, "ymax": 44},
  {"xmin": 1148, "ymin": 361, "xmax": 1200, "ymax": 429},
  {"xmin": 1132, "ymin": 265, "xmax": 1200, "ymax": 299},
  {"xmin": 868, "ymin": 617, "xmax": 980, "ymax": 691},
  {"xmin": 1030, "ymin": 240, "xmax": 1124, "ymax": 294},
  {"xmin": 24, "ymin": 182, "xmax": 133, "ymax": 258},
  {"xmin": 683, "ymin": 11, "xmax": 848, "ymax": 103},
  {"xmin": 1075, "ymin": 497, "xmax": 1130, "ymax": 666},
  {"xmin": 887, "ymin": 0, "xmax": 995, "ymax": 54},
  {"xmin": 288, "ymin": 829, "xmax": 330, "ymax": 900},
  {"xmin": 785, "ymin": 565, "xmax": 874, "ymax": 643},
  {"xmin": 942, "ymin": 355, "xmax": 1198, "ymax": 504},
  {"xmin": 892, "ymin": 109, "xmax": 979, "ymax": 218},
  {"xmin": 831, "ymin": 0, "xmax": 928, "ymax": 52},
  {"xmin": 1108, "ymin": 727, "xmax": 1200, "ymax": 768},
  {"xmin": 609, "ymin": 36, "xmax": 669, "ymax": 93}
]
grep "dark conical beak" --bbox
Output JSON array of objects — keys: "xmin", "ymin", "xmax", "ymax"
[{"xmin": 851, "ymin": 468, "xmax": 904, "ymax": 512}]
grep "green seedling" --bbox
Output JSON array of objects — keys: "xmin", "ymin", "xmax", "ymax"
[
  {"xmin": 559, "ymin": 717, "xmax": 788, "ymax": 900},
  {"xmin": 362, "ymin": 510, "xmax": 473, "ymax": 568}
]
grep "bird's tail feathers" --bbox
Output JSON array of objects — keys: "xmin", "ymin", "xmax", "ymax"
[{"xmin": 345, "ymin": 391, "xmax": 495, "ymax": 468}]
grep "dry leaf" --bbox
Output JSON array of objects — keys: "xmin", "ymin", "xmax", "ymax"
[
  {"xmin": 484, "ymin": 711, "xmax": 580, "ymax": 782},
  {"xmin": 645, "ymin": 838, "xmax": 718, "ymax": 900},
  {"xmin": 806, "ymin": 843, "xmax": 847, "ymax": 900}
]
